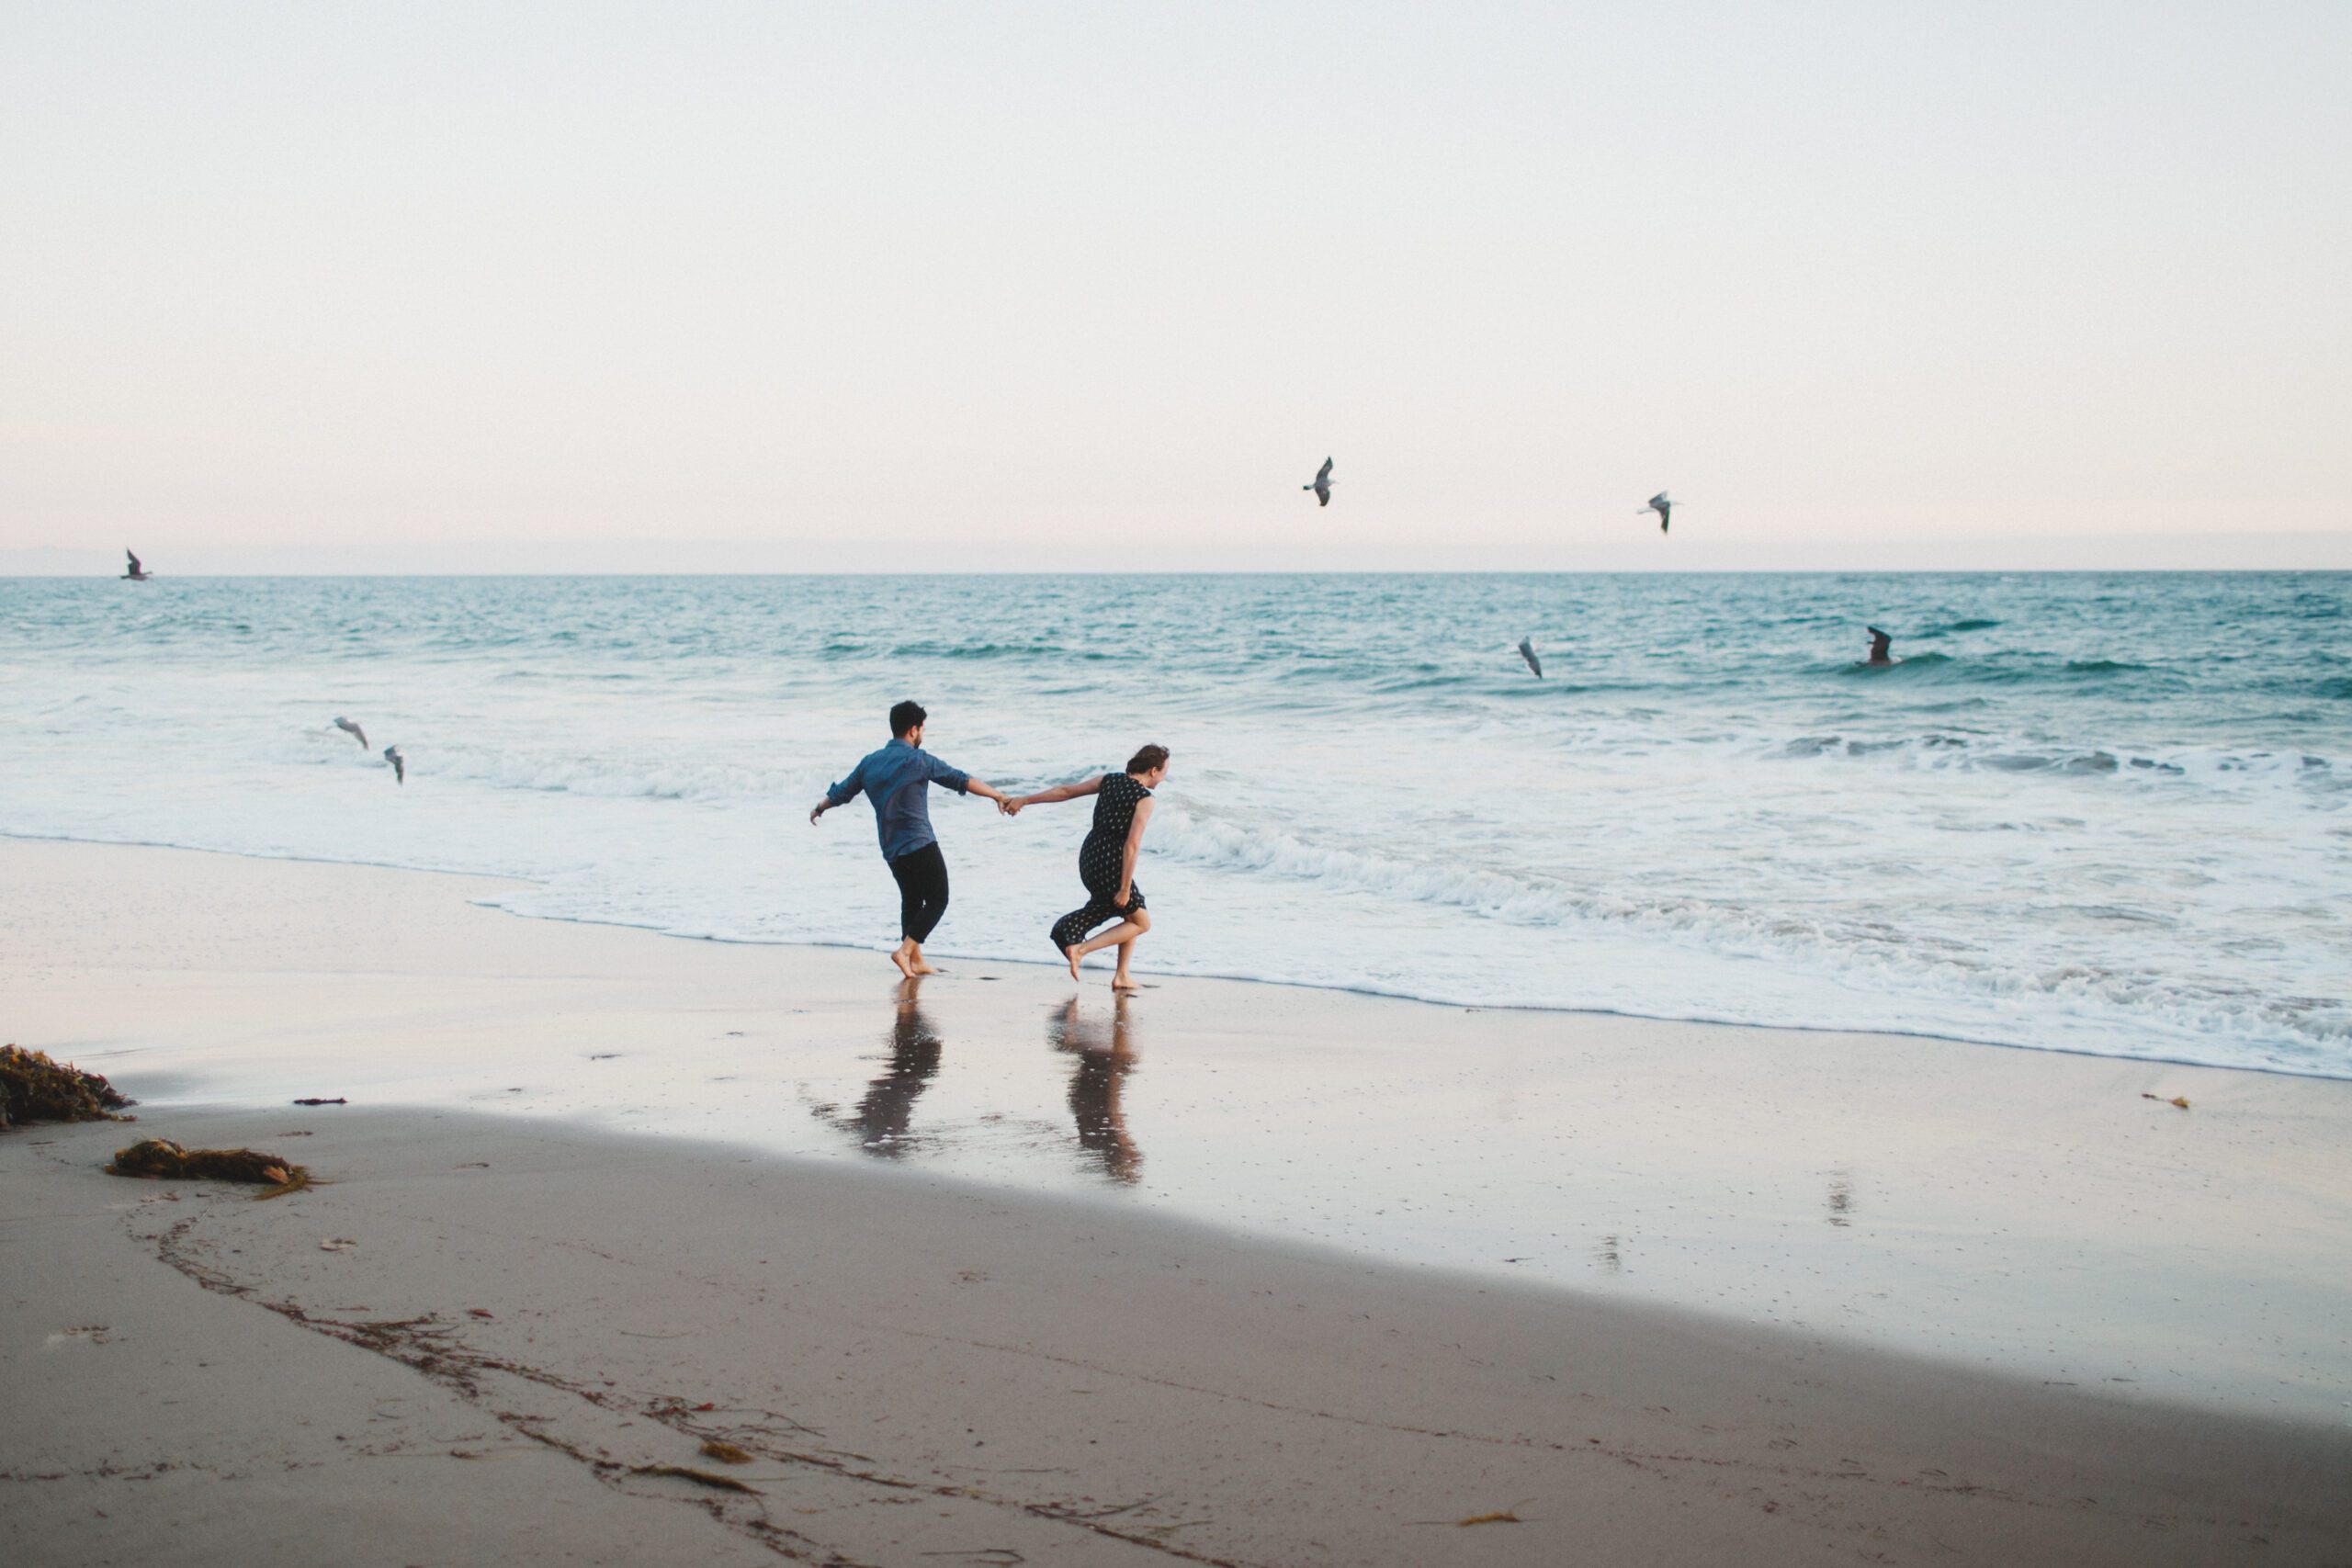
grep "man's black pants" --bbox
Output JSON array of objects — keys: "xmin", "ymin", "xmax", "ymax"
[{"xmin": 888, "ymin": 842, "xmax": 950, "ymax": 943}]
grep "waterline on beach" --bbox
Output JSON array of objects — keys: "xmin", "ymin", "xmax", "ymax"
[{"xmin": 17, "ymin": 841, "xmax": 2349, "ymax": 1424}]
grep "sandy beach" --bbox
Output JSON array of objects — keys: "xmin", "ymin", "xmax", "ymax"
[{"xmin": 6, "ymin": 838, "xmax": 2352, "ymax": 1565}]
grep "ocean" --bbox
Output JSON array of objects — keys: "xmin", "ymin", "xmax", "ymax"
[{"xmin": 3, "ymin": 571, "xmax": 2346, "ymax": 1077}]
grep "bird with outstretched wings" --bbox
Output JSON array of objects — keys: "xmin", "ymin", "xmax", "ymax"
[{"xmin": 1305, "ymin": 457, "xmax": 1333, "ymax": 507}]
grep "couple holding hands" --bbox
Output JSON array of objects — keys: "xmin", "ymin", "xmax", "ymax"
[{"xmin": 811, "ymin": 700, "xmax": 1170, "ymax": 987}]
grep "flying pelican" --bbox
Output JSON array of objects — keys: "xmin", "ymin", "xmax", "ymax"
[
  {"xmin": 1866, "ymin": 626, "xmax": 1894, "ymax": 666},
  {"xmin": 383, "ymin": 746, "xmax": 405, "ymax": 784},
  {"xmin": 1518, "ymin": 637, "xmax": 1544, "ymax": 678},
  {"xmin": 1304, "ymin": 457, "xmax": 1333, "ymax": 507},
  {"xmin": 1640, "ymin": 492, "xmax": 1674, "ymax": 533},
  {"xmin": 122, "ymin": 549, "xmax": 150, "ymax": 581},
  {"xmin": 333, "ymin": 716, "xmax": 368, "ymax": 750}
]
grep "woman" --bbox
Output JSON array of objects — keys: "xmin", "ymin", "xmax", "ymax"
[{"xmin": 1006, "ymin": 744, "xmax": 1169, "ymax": 989}]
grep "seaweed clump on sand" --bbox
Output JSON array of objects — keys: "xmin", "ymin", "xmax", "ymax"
[
  {"xmin": 0, "ymin": 1043, "xmax": 135, "ymax": 1132},
  {"xmin": 107, "ymin": 1138, "xmax": 312, "ymax": 1199}
]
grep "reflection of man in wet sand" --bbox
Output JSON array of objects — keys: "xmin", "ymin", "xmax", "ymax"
[
  {"xmin": 1050, "ymin": 996, "xmax": 1141, "ymax": 1184},
  {"xmin": 814, "ymin": 978, "xmax": 943, "ymax": 1158}
]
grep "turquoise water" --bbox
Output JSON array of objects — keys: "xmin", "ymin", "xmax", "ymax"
[{"xmin": 3, "ymin": 571, "xmax": 2347, "ymax": 1075}]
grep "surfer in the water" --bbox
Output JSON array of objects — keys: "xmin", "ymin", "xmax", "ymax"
[
  {"xmin": 1866, "ymin": 626, "xmax": 1894, "ymax": 666},
  {"xmin": 811, "ymin": 700, "xmax": 1017, "ymax": 978},
  {"xmin": 1005, "ymin": 744, "xmax": 1169, "ymax": 990}
]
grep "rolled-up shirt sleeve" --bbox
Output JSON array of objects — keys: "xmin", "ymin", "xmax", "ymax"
[{"xmin": 928, "ymin": 756, "xmax": 972, "ymax": 795}]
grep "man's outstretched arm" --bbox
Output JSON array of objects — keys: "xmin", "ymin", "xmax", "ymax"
[{"xmin": 926, "ymin": 754, "xmax": 1009, "ymax": 810}]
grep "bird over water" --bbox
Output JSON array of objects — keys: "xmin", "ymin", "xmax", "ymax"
[
  {"xmin": 333, "ymin": 716, "xmax": 368, "ymax": 750},
  {"xmin": 1642, "ymin": 492, "xmax": 1674, "ymax": 533},
  {"xmin": 1305, "ymin": 457, "xmax": 1333, "ymax": 507}
]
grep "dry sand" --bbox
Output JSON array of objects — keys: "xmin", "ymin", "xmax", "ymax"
[{"xmin": 6, "ymin": 838, "xmax": 2352, "ymax": 1564}]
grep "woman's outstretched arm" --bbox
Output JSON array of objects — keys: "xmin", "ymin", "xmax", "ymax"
[
  {"xmin": 1115, "ymin": 797, "xmax": 1156, "ymax": 905},
  {"xmin": 1005, "ymin": 774, "xmax": 1106, "ymax": 815}
]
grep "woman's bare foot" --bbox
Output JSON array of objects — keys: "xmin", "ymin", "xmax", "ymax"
[
  {"xmin": 1110, "ymin": 974, "xmax": 1141, "ymax": 991},
  {"xmin": 889, "ymin": 941, "xmax": 917, "ymax": 979},
  {"xmin": 910, "ymin": 946, "xmax": 941, "ymax": 976},
  {"xmin": 1063, "ymin": 944, "xmax": 1084, "ymax": 982}
]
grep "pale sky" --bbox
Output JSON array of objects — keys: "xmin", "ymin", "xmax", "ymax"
[{"xmin": 4, "ymin": 2, "xmax": 2347, "ymax": 572}]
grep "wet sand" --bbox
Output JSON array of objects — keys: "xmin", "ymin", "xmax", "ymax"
[{"xmin": 6, "ymin": 837, "xmax": 2352, "ymax": 1562}]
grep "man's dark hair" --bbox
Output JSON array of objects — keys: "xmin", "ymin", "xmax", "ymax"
[{"xmin": 890, "ymin": 700, "xmax": 928, "ymax": 738}]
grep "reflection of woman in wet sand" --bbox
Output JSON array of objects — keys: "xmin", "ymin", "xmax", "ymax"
[
  {"xmin": 1050, "ymin": 995, "xmax": 1141, "ymax": 1184},
  {"xmin": 1006, "ymin": 745, "xmax": 1169, "ymax": 990},
  {"xmin": 813, "ymin": 978, "xmax": 942, "ymax": 1158}
]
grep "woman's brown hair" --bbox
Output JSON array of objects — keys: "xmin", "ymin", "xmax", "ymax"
[{"xmin": 1125, "ymin": 744, "xmax": 1170, "ymax": 775}]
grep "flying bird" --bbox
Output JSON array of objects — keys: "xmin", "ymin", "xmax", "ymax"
[
  {"xmin": 383, "ymin": 746, "xmax": 405, "ymax": 784},
  {"xmin": 1518, "ymin": 637, "xmax": 1543, "ymax": 678},
  {"xmin": 1866, "ymin": 626, "xmax": 1894, "ymax": 666},
  {"xmin": 333, "ymin": 716, "xmax": 369, "ymax": 750},
  {"xmin": 1305, "ymin": 457, "xmax": 1333, "ymax": 507},
  {"xmin": 122, "ymin": 549, "xmax": 150, "ymax": 581},
  {"xmin": 1640, "ymin": 492, "xmax": 1674, "ymax": 534}
]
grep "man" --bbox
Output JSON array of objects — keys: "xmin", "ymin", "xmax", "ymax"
[{"xmin": 811, "ymin": 700, "xmax": 1013, "ymax": 977}]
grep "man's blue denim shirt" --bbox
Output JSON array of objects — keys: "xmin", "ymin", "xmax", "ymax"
[{"xmin": 826, "ymin": 737, "xmax": 972, "ymax": 862}]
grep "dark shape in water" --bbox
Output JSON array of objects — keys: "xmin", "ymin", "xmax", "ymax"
[
  {"xmin": 1866, "ymin": 626, "xmax": 1894, "ymax": 666},
  {"xmin": 1826, "ymin": 1169, "xmax": 1855, "ymax": 1226},
  {"xmin": 0, "ymin": 1044, "xmax": 135, "ymax": 1131},
  {"xmin": 1518, "ymin": 637, "xmax": 1543, "ymax": 679}
]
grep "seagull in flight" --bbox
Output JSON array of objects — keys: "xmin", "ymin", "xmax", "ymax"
[
  {"xmin": 122, "ymin": 549, "xmax": 151, "ymax": 581},
  {"xmin": 1518, "ymin": 638, "xmax": 1544, "ymax": 678},
  {"xmin": 1640, "ymin": 492, "xmax": 1674, "ymax": 534},
  {"xmin": 1305, "ymin": 457, "xmax": 1333, "ymax": 507},
  {"xmin": 383, "ymin": 746, "xmax": 405, "ymax": 784},
  {"xmin": 1866, "ymin": 626, "xmax": 1894, "ymax": 666},
  {"xmin": 333, "ymin": 716, "xmax": 369, "ymax": 750}
]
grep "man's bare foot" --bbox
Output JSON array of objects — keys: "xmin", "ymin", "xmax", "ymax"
[
  {"xmin": 889, "ymin": 942, "xmax": 917, "ymax": 979},
  {"xmin": 1063, "ymin": 944, "xmax": 1083, "ymax": 982},
  {"xmin": 1111, "ymin": 975, "xmax": 1141, "ymax": 991}
]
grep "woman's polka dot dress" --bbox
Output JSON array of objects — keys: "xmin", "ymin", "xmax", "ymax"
[{"xmin": 1049, "ymin": 773, "xmax": 1150, "ymax": 953}]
